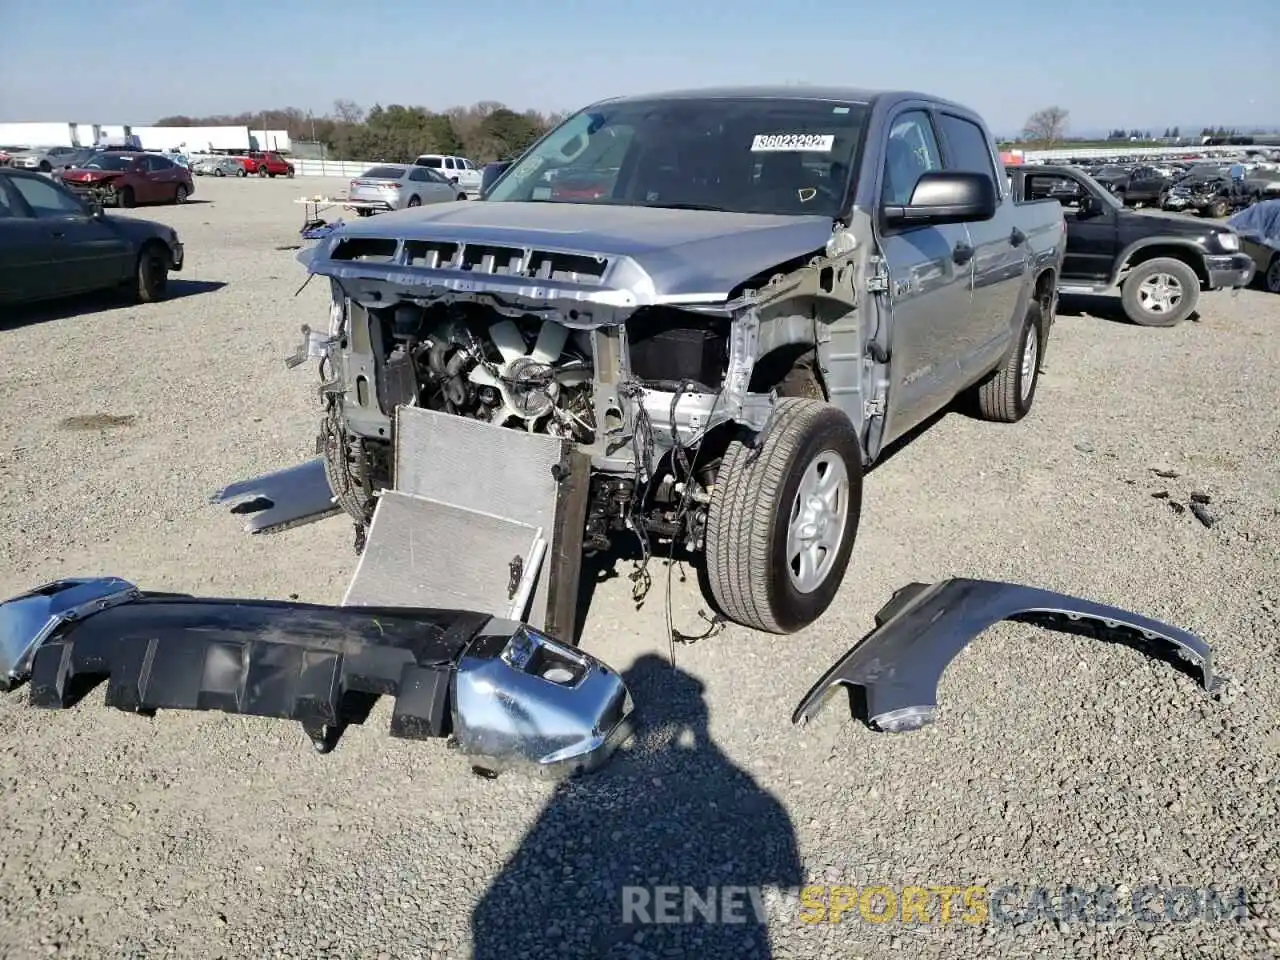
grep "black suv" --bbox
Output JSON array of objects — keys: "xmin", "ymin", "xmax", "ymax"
[{"xmin": 1009, "ymin": 164, "xmax": 1255, "ymax": 326}]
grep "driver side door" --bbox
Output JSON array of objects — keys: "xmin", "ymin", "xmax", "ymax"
[
  {"xmin": 6, "ymin": 174, "xmax": 132, "ymax": 293},
  {"xmin": 876, "ymin": 108, "xmax": 976, "ymax": 445}
]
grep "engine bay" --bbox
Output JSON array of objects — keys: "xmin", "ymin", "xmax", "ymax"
[{"xmin": 319, "ymin": 297, "xmax": 739, "ymax": 557}]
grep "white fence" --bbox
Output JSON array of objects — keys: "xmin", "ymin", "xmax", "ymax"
[{"xmin": 293, "ymin": 158, "xmax": 384, "ymax": 178}]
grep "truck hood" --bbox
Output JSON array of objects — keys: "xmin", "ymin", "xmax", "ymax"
[{"xmin": 302, "ymin": 200, "xmax": 837, "ymax": 314}]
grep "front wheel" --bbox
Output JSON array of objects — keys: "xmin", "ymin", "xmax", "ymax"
[
  {"xmin": 703, "ymin": 398, "xmax": 863, "ymax": 634},
  {"xmin": 236, "ymin": 167, "xmax": 247, "ymax": 177},
  {"xmin": 174, "ymin": 184, "xmax": 188, "ymax": 204},
  {"xmin": 1120, "ymin": 258, "xmax": 1200, "ymax": 327},
  {"xmin": 257, "ymin": 166, "xmax": 267, "ymax": 178}
]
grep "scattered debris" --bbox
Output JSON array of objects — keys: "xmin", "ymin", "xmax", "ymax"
[
  {"xmin": 58, "ymin": 414, "xmax": 136, "ymax": 430},
  {"xmin": 1152, "ymin": 468, "xmax": 1180, "ymax": 479},
  {"xmin": 1190, "ymin": 503, "xmax": 1217, "ymax": 528},
  {"xmin": 1074, "ymin": 441, "xmax": 1095, "ymax": 453},
  {"xmin": 1152, "ymin": 490, "xmax": 1170, "ymax": 499},
  {"xmin": 1169, "ymin": 501, "xmax": 1186, "ymax": 515},
  {"xmin": 275, "ymin": 244, "xmax": 303, "ymax": 251},
  {"xmin": 1190, "ymin": 491, "xmax": 1212, "ymax": 505}
]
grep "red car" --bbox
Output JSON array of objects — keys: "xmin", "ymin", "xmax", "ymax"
[
  {"xmin": 60, "ymin": 152, "xmax": 194, "ymax": 207},
  {"xmin": 239, "ymin": 151, "xmax": 295, "ymax": 178}
]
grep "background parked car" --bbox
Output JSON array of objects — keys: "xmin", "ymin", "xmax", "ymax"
[
  {"xmin": 59, "ymin": 152, "xmax": 194, "ymax": 208},
  {"xmin": 347, "ymin": 163, "xmax": 467, "ymax": 215},
  {"xmin": 412, "ymin": 154, "xmax": 482, "ymax": 195},
  {"xmin": 0, "ymin": 167, "xmax": 184, "ymax": 305},
  {"xmin": 193, "ymin": 156, "xmax": 245, "ymax": 177},
  {"xmin": 1227, "ymin": 199, "xmax": 1280, "ymax": 293},
  {"xmin": 7, "ymin": 146, "xmax": 85, "ymax": 173},
  {"xmin": 238, "ymin": 151, "xmax": 294, "ymax": 177}
]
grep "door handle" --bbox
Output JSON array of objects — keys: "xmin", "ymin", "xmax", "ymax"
[
  {"xmin": 952, "ymin": 242, "xmax": 974, "ymax": 266},
  {"xmin": 1010, "ymin": 227, "xmax": 1027, "ymax": 247}
]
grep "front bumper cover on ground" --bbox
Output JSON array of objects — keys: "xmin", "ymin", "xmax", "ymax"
[
  {"xmin": 792, "ymin": 578, "xmax": 1218, "ymax": 733},
  {"xmin": 0, "ymin": 578, "xmax": 633, "ymax": 778}
]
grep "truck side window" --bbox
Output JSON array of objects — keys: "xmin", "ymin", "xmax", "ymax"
[
  {"xmin": 882, "ymin": 111, "xmax": 942, "ymax": 206},
  {"xmin": 938, "ymin": 114, "xmax": 997, "ymax": 184}
]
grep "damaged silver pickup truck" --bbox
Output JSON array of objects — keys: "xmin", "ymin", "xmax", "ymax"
[{"xmin": 270, "ymin": 86, "xmax": 1066, "ymax": 635}]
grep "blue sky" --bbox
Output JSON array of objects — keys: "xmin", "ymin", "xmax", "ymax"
[{"xmin": 2, "ymin": 0, "xmax": 1277, "ymax": 136}]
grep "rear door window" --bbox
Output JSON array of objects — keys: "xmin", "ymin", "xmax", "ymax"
[{"xmin": 937, "ymin": 113, "xmax": 997, "ymax": 183}]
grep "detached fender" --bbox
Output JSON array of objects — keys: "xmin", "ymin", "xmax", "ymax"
[{"xmin": 792, "ymin": 578, "xmax": 1217, "ymax": 733}]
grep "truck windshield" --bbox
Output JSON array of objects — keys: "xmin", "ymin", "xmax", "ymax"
[{"xmin": 485, "ymin": 97, "xmax": 869, "ymax": 218}]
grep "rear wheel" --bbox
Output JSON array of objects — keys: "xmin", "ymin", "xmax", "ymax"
[
  {"xmin": 214, "ymin": 168, "xmax": 224, "ymax": 177},
  {"xmin": 117, "ymin": 186, "xmax": 135, "ymax": 208},
  {"xmin": 1120, "ymin": 258, "xmax": 1200, "ymax": 327},
  {"xmin": 236, "ymin": 167, "xmax": 247, "ymax": 177},
  {"xmin": 407, "ymin": 195, "xmax": 421, "ymax": 207},
  {"xmin": 974, "ymin": 300, "xmax": 1044, "ymax": 422},
  {"xmin": 703, "ymin": 398, "xmax": 863, "ymax": 634},
  {"xmin": 174, "ymin": 184, "xmax": 188, "ymax": 204},
  {"xmin": 257, "ymin": 165, "xmax": 268, "ymax": 178}
]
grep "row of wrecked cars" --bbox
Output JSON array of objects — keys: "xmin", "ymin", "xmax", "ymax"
[{"xmin": 0, "ymin": 84, "xmax": 1231, "ymax": 779}]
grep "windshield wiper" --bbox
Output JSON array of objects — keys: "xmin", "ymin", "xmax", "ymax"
[{"xmin": 639, "ymin": 201, "xmax": 729, "ymax": 212}]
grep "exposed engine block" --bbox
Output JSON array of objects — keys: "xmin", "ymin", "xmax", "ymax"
[{"xmin": 386, "ymin": 304, "xmax": 595, "ymax": 443}]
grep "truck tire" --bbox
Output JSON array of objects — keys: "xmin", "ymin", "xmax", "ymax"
[
  {"xmin": 974, "ymin": 301, "xmax": 1045, "ymax": 423},
  {"xmin": 703, "ymin": 398, "xmax": 863, "ymax": 634},
  {"xmin": 1120, "ymin": 258, "xmax": 1200, "ymax": 327}
]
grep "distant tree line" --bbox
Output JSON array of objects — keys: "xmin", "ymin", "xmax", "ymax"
[{"xmin": 155, "ymin": 99, "xmax": 570, "ymax": 163}]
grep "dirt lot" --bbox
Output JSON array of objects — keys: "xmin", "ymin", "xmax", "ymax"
[{"xmin": 1, "ymin": 175, "xmax": 1278, "ymax": 960}]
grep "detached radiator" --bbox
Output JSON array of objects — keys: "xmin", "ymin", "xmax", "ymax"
[{"xmin": 342, "ymin": 406, "xmax": 589, "ymax": 642}]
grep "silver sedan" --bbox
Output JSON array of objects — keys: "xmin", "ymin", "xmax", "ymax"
[{"xmin": 347, "ymin": 164, "xmax": 466, "ymax": 215}]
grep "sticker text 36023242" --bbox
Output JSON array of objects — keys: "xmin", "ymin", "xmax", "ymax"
[{"xmin": 750, "ymin": 134, "xmax": 836, "ymax": 152}]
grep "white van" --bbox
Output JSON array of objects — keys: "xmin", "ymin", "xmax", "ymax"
[{"xmin": 412, "ymin": 155, "xmax": 482, "ymax": 196}]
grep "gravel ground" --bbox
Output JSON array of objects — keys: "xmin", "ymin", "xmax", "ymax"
[{"xmin": 1, "ymin": 175, "xmax": 1278, "ymax": 960}]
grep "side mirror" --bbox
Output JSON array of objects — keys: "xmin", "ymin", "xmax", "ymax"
[
  {"xmin": 884, "ymin": 171, "xmax": 997, "ymax": 227},
  {"xmin": 480, "ymin": 160, "xmax": 514, "ymax": 197},
  {"xmin": 1076, "ymin": 194, "xmax": 1101, "ymax": 218}
]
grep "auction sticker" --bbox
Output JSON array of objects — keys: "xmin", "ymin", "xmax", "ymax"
[{"xmin": 751, "ymin": 133, "xmax": 835, "ymax": 152}]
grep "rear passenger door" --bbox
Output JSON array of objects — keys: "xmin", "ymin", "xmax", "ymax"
[
  {"xmin": 876, "ymin": 108, "xmax": 975, "ymax": 444},
  {"xmin": 935, "ymin": 110, "xmax": 1025, "ymax": 378}
]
